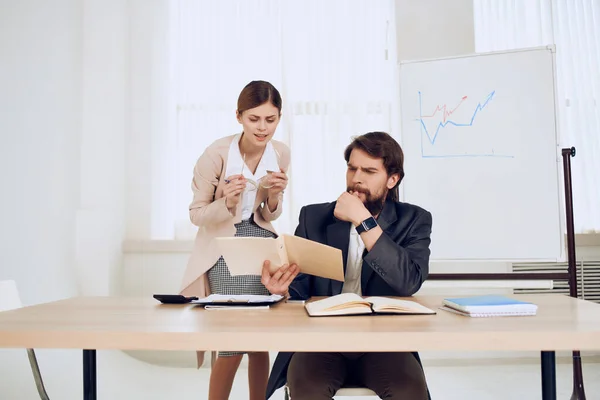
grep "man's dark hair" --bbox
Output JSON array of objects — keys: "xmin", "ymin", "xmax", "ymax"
[{"xmin": 343, "ymin": 131, "xmax": 404, "ymax": 202}]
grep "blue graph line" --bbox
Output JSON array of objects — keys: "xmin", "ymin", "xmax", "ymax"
[
  {"xmin": 418, "ymin": 90, "xmax": 514, "ymax": 158},
  {"xmin": 421, "ymin": 153, "xmax": 513, "ymax": 158},
  {"xmin": 419, "ymin": 90, "xmax": 495, "ymax": 145}
]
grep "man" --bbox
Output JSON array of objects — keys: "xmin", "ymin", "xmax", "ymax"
[{"xmin": 261, "ymin": 131, "xmax": 432, "ymax": 400}]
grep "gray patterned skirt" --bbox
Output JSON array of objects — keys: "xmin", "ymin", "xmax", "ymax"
[{"xmin": 207, "ymin": 216, "xmax": 275, "ymax": 357}]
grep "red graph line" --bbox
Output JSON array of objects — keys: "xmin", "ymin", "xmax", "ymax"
[{"xmin": 421, "ymin": 95, "xmax": 468, "ymax": 123}]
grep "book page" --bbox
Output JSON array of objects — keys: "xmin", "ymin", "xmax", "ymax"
[
  {"xmin": 305, "ymin": 293, "xmax": 371, "ymax": 316},
  {"xmin": 283, "ymin": 235, "xmax": 345, "ymax": 281},
  {"xmin": 215, "ymin": 236, "xmax": 284, "ymax": 275},
  {"xmin": 365, "ymin": 297, "xmax": 436, "ymax": 314},
  {"xmin": 305, "ymin": 306, "xmax": 373, "ymax": 317}
]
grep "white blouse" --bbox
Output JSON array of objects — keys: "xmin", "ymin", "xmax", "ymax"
[
  {"xmin": 342, "ymin": 225, "xmax": 366, "ymax": 295},
  {"xmin": 224, "ymin": 133, "xmax": 280, "ymax": 220}
]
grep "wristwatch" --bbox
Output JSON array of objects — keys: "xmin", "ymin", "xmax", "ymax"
[{"xmin": 355, "ymin": 216, "xmax": 378, "ymax": 234}]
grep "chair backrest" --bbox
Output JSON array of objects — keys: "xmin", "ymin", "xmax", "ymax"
[
  {"xmin": 335, "ymin": 387, "xmax": 378, "ymax": 397},
  {"xmin": 285, "ymin": 385, "xmax": 378, "ymax": 399},
  {"xmin": 0, "ymin": 280, "xmax": 23, "ymax": 312}
]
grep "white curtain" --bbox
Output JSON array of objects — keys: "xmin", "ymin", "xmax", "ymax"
[
  {"xmin": 474, "ymin": 0, "xmax": 600, "ymax": 233},
  {"xmin": 163, "ymin": 0, "xmax": 397, "ymax": 239}
]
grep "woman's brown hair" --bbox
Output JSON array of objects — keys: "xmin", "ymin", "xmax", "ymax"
[{"xmin": 237, "ymin": 80, "xmax": 282, "ymax": 115}]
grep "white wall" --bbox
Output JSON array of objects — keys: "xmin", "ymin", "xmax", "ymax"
[
  {"xmin": 396, "ymin": 0, "xmax": 475, "ymax": 61},
  {"xmin": 0, "ymin": 1, "xmax": 83, "ymax": 398},
  {"xmin": 0, "ymin": 0, "xmax": 81, "ymax": 305},
  {"xmin": 75, "ymin": 0, "xmax": 128, "ymax": 296},
  {"xmin": 0, "ymin": 0, "xmax": 128, "ymax": 300},
  {"xmin": 0, "ymin": 0, "xmax": 128, "ymax": 398},
  {"xmin": 126, "ymin": 0, "xmax": 173, "ymax": 240}
]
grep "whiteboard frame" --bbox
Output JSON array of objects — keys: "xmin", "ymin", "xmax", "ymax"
[{"xmin": 396, "ymin": 45, "xmax": 566, "ymax": 263}]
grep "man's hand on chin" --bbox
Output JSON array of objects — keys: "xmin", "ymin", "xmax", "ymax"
[{"xmin": 334, "ymin": 191, "xmax": 372, "ymax": 226}]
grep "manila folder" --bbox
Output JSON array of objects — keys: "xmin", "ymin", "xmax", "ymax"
[
  {"xmin": 282, "ymin": 235, "xmax": 344, "ymax": 281},
  {"xmin": 215, "ymin": 234, "xmax": 344, "ymax": 282}
]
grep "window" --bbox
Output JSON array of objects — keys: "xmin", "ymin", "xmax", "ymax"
[{"xmin": 154, "ymin": 0, "xmax": 398, "ymax": 239}]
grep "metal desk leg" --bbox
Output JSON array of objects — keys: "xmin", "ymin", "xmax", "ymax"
[
  {"xmin": 83, "ymin": 350, "xmax": 97, "ymax": 400},
  {"xmin": 570, "ymin": 350, "xmax": 586, "ymax": 399},
  {"xmin": 541, "ymin": 351, "xmax": 556, "ymax": 400}
]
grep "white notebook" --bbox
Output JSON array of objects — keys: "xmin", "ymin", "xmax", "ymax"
[
  {"xmin": 439, "ymin": 305, "xmax": 537, "ymax": 318},
  {"xmin": 439, "ymin": 295, "xmax": 538, "ymax": 318}
]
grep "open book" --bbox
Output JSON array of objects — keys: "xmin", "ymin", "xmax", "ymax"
[
  {"xmin": 305, "ymin": 293, "xmax": 436, "ymax": 317},
  {"xmin": 215, "ymin": 234, "xmax": 344, "ymax": 281}
]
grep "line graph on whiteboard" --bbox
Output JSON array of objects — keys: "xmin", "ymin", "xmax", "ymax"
[{"xmin": 416, "ymin": 90, "xmax": 514, "ymax": 158}]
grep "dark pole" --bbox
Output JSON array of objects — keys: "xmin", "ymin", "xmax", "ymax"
[
  {"xmin": 83, "ymin": 349, "xmax": 97, "ymax": 400},
  {"xmin": 562, "ymin": 147, "xmax": 585, "ymax": 400}
]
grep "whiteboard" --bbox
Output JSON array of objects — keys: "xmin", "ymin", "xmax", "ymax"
[{"xmin": 398, "ymin": 46, "xmax": 564, "ymax": 261}]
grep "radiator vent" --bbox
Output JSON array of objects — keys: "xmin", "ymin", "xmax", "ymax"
[{"xmin": 512, "ymin": 261, "xmax": 600, "ymax": 303}]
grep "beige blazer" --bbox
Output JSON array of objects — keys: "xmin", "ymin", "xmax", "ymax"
[
  {"xmin": 178, "ymin": 134, "xmax": 290, "ymax": 366},
  {"xmin": 180, "ymin": 134, "xmax": 291, "ymax": 297}
]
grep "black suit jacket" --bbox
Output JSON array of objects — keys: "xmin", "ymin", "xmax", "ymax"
[{"xmin": 265, "ymin": 200, "xmax": 433, "ymax": 399}]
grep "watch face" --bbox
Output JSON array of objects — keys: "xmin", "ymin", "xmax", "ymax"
[{"xmin": 363, "ymin": 217, "xmax": 378, "ymax": 230}]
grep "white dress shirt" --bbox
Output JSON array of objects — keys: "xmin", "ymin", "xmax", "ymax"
[
  {"xmin": 224, "ymin": 133, "xmax": 280, "ymax": 220},
  {"xmin": 341, "ymin": 225, "xmax": 366, "ymax": 295}
]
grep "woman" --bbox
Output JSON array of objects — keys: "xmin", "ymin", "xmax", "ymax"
[{"xmin": 179, "ymin": 80, "xmax": 293, "ymax": 400}]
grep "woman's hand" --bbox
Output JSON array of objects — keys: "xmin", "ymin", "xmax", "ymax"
[
  {"xmin": 223, "ymin": 174, "xmax": 247, "ymax": 210},
  {"xmin": 263, "ymin": 170, "xmax": 288, "ymax": 211},
  {"xmin": 263, "ymin": 170, "xmax": 288, "ymax": 197}
]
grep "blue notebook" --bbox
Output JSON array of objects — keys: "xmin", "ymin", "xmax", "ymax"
[{"xmin": 441, "ymin": 295, "xmax": 537, "ymax": 317}]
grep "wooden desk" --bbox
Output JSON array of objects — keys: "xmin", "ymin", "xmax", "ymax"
[{"xmin": 0, "ymin": 294, "xmax": 598, "ymax": 400}]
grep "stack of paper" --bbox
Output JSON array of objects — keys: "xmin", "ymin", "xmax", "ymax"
[
  {"xmin": 440, "ymin": 295, "xmax": 538, "ymax": 317},
  {"xmin": 191, "ymin": 294, "xmax": 284, "ymax": 308}
]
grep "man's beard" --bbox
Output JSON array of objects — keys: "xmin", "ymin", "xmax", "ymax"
[{"xmin": 347, "ymin": 185, "xmax": 387, "ymax": 216}]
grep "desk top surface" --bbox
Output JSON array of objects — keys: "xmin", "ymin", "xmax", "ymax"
[{"xmin": 0, "ymin": 294, "xmax": 598, "ymax": 351}]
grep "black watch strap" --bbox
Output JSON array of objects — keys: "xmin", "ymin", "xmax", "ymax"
[{"xmin": 356, "ymin": 216, "xmax": 378, "ymax": 234}]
